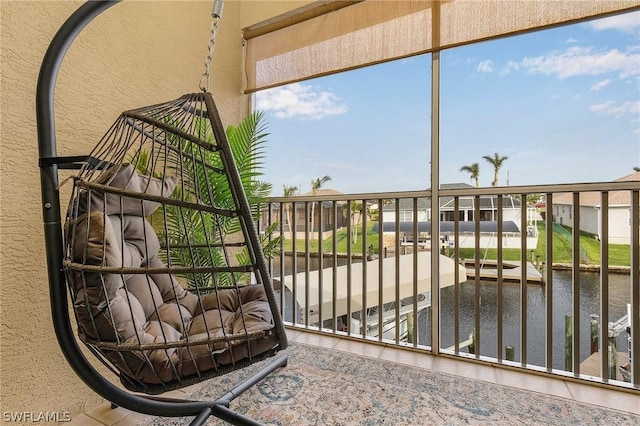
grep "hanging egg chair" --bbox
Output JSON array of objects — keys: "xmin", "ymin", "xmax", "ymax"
[{"xmin": 37, "ymin": 1, "xmax": 287, "ymax": 425}]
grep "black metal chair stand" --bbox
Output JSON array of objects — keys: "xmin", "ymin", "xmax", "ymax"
[{"xmin": 36, "ymin": 2, "xmax": 287, "ymax": 425}]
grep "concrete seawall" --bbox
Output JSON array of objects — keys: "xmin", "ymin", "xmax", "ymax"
[{"xmin": 551, "ymin": 263, "xmax": 631, "ymax": 275}]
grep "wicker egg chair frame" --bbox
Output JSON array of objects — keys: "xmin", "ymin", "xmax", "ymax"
[{"xmin": 36, "ymin": 2, "xmax": 288, "ymax": 425}]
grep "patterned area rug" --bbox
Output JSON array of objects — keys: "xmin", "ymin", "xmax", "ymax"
[{"xmin": 143, "ymin": 342, "xmax": 639, "ymax": 425}]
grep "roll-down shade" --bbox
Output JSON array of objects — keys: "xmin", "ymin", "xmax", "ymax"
[{"xmin": 244, "ymin": 0, "xmax": 640, "ymax": 93}]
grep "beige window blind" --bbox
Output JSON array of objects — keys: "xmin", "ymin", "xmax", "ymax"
[{"xmin": 243, "ymin": 0, "xmax": 639, "ymax": 93}]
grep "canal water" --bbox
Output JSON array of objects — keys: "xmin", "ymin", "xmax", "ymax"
[
  {"xmin": 435, "ymin": 269, "xmax": 631, "ymax": 371},
  {"xmin": 272, "ymin": 255, "xmax": 632, "ymax": 372}
]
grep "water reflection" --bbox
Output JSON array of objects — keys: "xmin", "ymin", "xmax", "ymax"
[
  {"xmin": 434, "ymin": 270, "xmax": 630, "ymax": 370},
  {"xmin": 272, "ymin": 254, "xmax": 631, "ymax": 371}
]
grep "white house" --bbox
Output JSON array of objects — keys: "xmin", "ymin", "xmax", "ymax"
[
  {"xmin": 381, "ymin": 183, "xmax": 523, "ymax": 228},
  {"xmin": 553, "ymin": 171, "xmax": 640, "ymax": 245}
]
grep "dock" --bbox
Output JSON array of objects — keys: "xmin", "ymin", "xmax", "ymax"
[
  {"xmin": 580, "ymin": 351, "xmax": 629, "ymax": 381},
  {"xmin": 461, "ymin": 259, "xmax": 543, "ymax": 283}
]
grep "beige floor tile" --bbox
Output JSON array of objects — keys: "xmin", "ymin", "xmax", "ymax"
[
  {"xmin": 289, "ymin": 330, "xmax": 340, "ymax": 348},
  {"xmin": 432, "ymin": 356, "xmax": 497, "ymax": 384},
  {"xmin": 284, "ymin": 328, "xmax": 303, "ymax": 341},
  {"xmin": 565, "ymin": 381, "xmax": 640, "ymax": 415},
  {"xmin": 112, "ymin": 411, "xmax": 149, "ymax": 426},
  {"xmin": 494, "ymin": 368, "xmax": 573, "ymax": 399},
  {"xmin": 150, "ymin": 389, "xmax": 189, "ymax": 401},
  {"xmin": 333, "ymin": 339, "xmax": 384, "ymax": 359},
  {"xmin": 379, "ymin": 347, "xmax": 434, "ymax": 370},
  {"xmin": 68, "ymin": 413, "xmax": 107, "ymax": 425},
  {"xmin": 84, "ymin": 401, "xmax": 132, "ymax": 425}
]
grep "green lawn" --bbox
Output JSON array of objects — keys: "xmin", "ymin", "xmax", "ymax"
[
  {"xmin": 456, "ymin": 247, "xmax": 524, "ymax": 261},
  {"xmin": 533, "ymin": 222, "xmax": 631, "ymax": 266},
  {"xmin": 284, "ymin": 223, "xmax": 380, "ymax": 254},
  {"xmin": 283, "ymin": 221, "xmax": 632, "ymax": 266}
]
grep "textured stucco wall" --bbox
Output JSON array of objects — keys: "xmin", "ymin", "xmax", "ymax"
[{"xmin": 0, "ymin": 0, "xmax": 249, "ymax": 421}]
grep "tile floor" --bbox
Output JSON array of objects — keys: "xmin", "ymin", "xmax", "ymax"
[{"xmin": 70, "ymin": 329, "xmax": 640, "ymax": 425}]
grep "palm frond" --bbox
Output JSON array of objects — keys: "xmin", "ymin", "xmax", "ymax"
[{"xmin": 156, "ymin": 110, "xmax": 278, "ymax": 288}]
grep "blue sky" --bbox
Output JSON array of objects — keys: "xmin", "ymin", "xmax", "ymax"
[{"xmin": 255, "ymin": 11, "xmax": 640, "ymax": 196}]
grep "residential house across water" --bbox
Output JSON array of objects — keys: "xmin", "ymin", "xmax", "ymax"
[{"xmin": 553, "ymin": 171, "xmax": 640, "ymax": 245}]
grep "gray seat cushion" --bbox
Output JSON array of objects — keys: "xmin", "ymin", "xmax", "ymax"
[{"xmin": 65, "ymin": 165, "xmax": 278, "ymax": 386}]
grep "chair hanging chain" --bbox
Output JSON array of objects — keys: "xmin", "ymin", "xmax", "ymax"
[{"xmin": 199, "ymin": 0, "xmax": 224, "ymax": 92}]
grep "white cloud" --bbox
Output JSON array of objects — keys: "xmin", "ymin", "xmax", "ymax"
[
  {"xmin": 589, "ymin": 101, "xmax": 615, "ymax": 112},
  {"xmin": 587, "ymin": 11, "xmax": 640, "ymax": 33},
  {"xmin": 607, "ymin": 100, "xmax": 640, "ymax": 118},
  {"xmin": 589, "ymin": 100, "xmax": 640, "ymax": 118},
  {"xmin": 476, "ymin": 60, "xmax": 494, "ymax": 73},
  {"xmin": 255, "ymin": 83, "xmax": 347, "ymax": 120},
  {"xmin": 498, "ymin": 60, "xmax": 520, "ymax": 76},
  {"xmin": 521, "ymin": 46, "xmax": 640, "ymax": 79},
  {"xmin": 590, "ymin": 78, "xmax": 612, "ymax": 91}
]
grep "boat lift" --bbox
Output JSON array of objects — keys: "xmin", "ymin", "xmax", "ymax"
[
  {"xmin": 281, "ymin": 252, "xmax": 467, "ymax": 339},
  {"xmin": 610, "ymin": 304, "xmax": 632, "ymax": 381}
]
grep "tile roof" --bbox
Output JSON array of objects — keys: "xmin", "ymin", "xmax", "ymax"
[
  {"xmin": 553, "ymin": 171, "xmax": 640, "ymax": 207},
  {"xmin": 298, "ymin": 188, "xmax": 343, "ymax": 197},
  {"xmin": 381, "ymin": 183, "xmax": 522, "ymax": 211}
]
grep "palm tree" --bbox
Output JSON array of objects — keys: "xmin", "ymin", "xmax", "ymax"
[
  {"xmin": 283, "ymin": 185, "xmax": 298, "ymax": 238},
  {"xmin": 146, "ymin": 111, "xmax": 283, "ymax": 287},
  {"xmin": 482, "ymin": 152, "xmax": 509, "ymax": 187},
  {"xmin": 460, "ymin": 162, "xmax": 480, "ymax": 187},
  {"xmin": 349, "ymin": 200, "xmax": 364, "ymax": 244},
  {"xmin": 310, "ymin": 175, "xmax": 331, "ymax": 234}
]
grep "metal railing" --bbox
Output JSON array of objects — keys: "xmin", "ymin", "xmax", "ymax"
[{"xmin": 262, "ymin": 181, "xmax": 639, "ymax": 390}]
